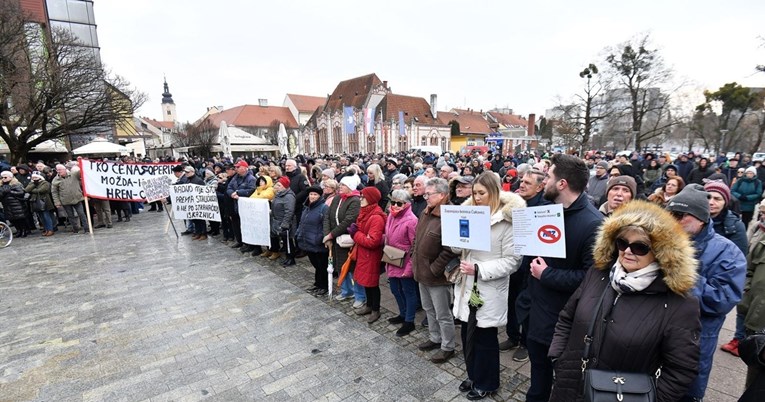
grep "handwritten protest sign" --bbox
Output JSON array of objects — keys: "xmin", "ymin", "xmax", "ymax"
[
  {"xmin": 141, "ymin": 176, "xmax": 175, "ymax": 203},
  {"xmin": 169, "ymin": 184, "xmax": 221, "ymax": 222},
  {"xmin": 239, "ymin": 197, "xmax": 270, "ymax": 246},
  {"xmin": 79, "ymin": 159, "xmax": 179, "ymax": 201},
  {"xmin": 512, "ymin": 204, "xmax": 566, "ymax": 258}
]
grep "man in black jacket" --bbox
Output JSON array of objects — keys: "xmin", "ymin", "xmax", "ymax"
[{"xmin": 525, "ymin": 155, "xmax": 604, "ymax": 402}]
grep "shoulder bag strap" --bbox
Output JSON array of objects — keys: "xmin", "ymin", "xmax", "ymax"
[{"xmin": 581, "ymin": 282, "xmax": 609, "ymax": 374}]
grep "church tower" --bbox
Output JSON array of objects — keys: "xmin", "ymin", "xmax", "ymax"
[{"xmin": 161, "ymin": 78, "xmax": 176, "ymax": 123}]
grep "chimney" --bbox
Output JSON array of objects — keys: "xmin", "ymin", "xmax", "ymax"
[
  {"xmin": 430, "ymin": 94, "xmax": 437, "ymax": 119},
  {"xmin": 258, "ymin": 99, "xmax": 268, "ymax": 107},
  {"xmin": 527, "ymin": 113, "xmax": 536, "ymax": 137}
]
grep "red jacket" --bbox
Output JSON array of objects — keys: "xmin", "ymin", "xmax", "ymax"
[{"xmin": 352, "ymin": 206, "xmax": 387, "ymax": 287}]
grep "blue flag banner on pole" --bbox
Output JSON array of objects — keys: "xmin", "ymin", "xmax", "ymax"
[
  {"xmin": 343, "ymin": 106, "xmax": 355, "ymax": 134},
  {"xmin": 398, "ymin": 111, "xmax": 406, "ymax": 136}
]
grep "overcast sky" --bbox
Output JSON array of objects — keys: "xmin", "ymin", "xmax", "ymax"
[{"xmin": 95, "ymin": 0, "xmax": 764, "ymax": 123}]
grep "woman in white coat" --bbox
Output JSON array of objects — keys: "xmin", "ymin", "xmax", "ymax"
[{"xmin": 454, "ymin": 172, "xmax": 525, "ymax": 400}]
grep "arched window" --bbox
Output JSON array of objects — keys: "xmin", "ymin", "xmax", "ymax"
[
  {"xmin": 367, "ymin": 136, "xmax": 376, "ymax": 154},
  {"xmin": 317, "ymin": 128, "xmax": 328, "ymax": 154},
  {"xmin": 349, "ymin": 132, "xmax": 359, "ymax": 154},
  {"xmin": 397, "ymin": 135, "xmax": 408, "ymax": 152}
]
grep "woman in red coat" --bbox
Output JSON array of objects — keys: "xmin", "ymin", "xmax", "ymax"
[{"xmin": 349, "ymin": 186, "xmax": 387, "ymax": 323}]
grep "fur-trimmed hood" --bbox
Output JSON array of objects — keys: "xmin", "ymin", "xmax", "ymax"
[
  {"xmin": 462, "ymin": 191, "xmax": 527, "ymax": 225},
  {"xmin": 593, "ymin": 200, "xmax": 698, "ymax": 294}
]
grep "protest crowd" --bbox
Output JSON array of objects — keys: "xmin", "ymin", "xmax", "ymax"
[{"xmin": 4, "ymin": 147, "xmax": 765, "ymax": 401}]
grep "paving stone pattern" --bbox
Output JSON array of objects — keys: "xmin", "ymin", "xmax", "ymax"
[{"xmin": 0, "ymin": 211, "xmax": 745, "ymax": 401}]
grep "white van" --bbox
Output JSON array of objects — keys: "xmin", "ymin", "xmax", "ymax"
[{"xmin": 410, "ymin": 146, "xmax": 443, "ymax": 155}]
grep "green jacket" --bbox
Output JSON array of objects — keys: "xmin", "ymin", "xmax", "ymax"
[
  {"xmin": 51, "ymin": 172, "xmax": 84, "ymax": 206},
  {"xmin": 739, "ymin": 227, "xmax": 765, "ymax": 332},
  {"xmin": 25, "ymin": 179, "xmax": 54, "ymax": 211}
]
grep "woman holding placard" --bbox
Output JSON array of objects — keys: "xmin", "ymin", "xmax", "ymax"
[{"xmin": 453, "ymin": 172, "xmax": 525, "ymax": 400}]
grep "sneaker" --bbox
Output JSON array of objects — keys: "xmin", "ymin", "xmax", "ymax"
[
  {"xmin": 430, "ymin": 349, "xmax": 455, "ymax": 364},
  {"xmin": 512, "ymin": 346, "xmax": 529, "ymax": 362},
  {"xmin": 499, "ymin": 339, "xmax": 519, "ymax": 351},
  {"xmin": 421, "ymin": 317, "xmax": 429, "ymax": 328},
  {"xmin": 720, "ymin": 338, "xmax": 740, "ymax": 357},
  {"xmin": 335, "ymin": 294, "xmax": 352, "ymax": 301},
  {"xmin": 314, "ymin": 289, "xmax": 328, "ymax": 296},
  {"xmin": 352, "ymin": 300, "xmax": 366, "ymax": 309}
]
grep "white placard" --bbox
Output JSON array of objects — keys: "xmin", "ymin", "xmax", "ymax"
[
  {"xmin": 169, "ymin": 184, "xmax": 221, "ymax": 222},
  {"xmin": 511, "ymin": 204, "xmax": 566, "ymax": 258},
  {"xmin": 238, "ymin": 197, "xmax": 271, "ymax": 246},
  {"xmin": 440, "ymin": 205, "xmax": 492, "ymax": 251},
  {"xmin": 141, "ymin": 176, "xmax": 174, "ymax": 203},
  {"xmin": 79, "ymin": 159, "xmax": 179, "ymax": 201}
]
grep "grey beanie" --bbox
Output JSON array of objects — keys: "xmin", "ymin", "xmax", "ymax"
[{"xmin": 666, "ymin": 184, "xmax": 710, "ymax": 223}]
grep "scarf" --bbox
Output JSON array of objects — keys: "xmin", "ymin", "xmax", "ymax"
[
  {"xmin": 357, "ymin": 203, "xmax": 384, "ymax": 226},
  {"xmin": 609, "ymin": 261, "xmax": 661, "ymax": 294},
  {"xmin": 341, "ymin": 189, "xmax": 360, "ymax": 200}
]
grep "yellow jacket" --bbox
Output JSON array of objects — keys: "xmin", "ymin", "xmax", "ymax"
[{"xmin": 251, "ymin": 175, "xmax": 275, "ymax": 200}]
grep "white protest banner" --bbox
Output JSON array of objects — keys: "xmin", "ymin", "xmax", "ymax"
[
  {"xmin": 169, "ymin": 184, "xmax": 221, "ymax": 222},
  {"xmin": 141, "ymin": 176, "xmax": 175, "ymax": 203},
  {"xmin": 238, "ymin": 197, "xmax": 271, "ymax": 246},
  {"xmin": 79, "ymin": 159, "xmax": 179, "ymax": 201},
  {"xmin": 511, "ymin": 204, "xmax": 566, "ymax": 258},
  {"xmin": 440, "ymin": 205, "xmax": 491, "ymax": 251}
]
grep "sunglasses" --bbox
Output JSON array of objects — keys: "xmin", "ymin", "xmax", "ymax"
[
  {"xmin": 390, "ymin": 200, "xmax": 407, "ymax": 207},
  {"xmin": 615, "ymin": 237, "xmax": 652, "ymax": 256}
]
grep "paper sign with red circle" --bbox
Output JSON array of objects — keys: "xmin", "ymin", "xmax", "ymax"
[{"xmin": 537, "ymin": 225, "xmax": 562, "ymax": 244}]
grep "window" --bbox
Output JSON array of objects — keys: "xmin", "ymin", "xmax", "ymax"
[
  {"xmin": 348, "ymin": 132, "xmax": 359, "ymax": 153},
  {"xmin": 332, "ymin": 126, "xmax": 342, "ymax": 154}
]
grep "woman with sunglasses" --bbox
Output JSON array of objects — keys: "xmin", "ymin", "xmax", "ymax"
[
  {"xmin": 383, "ymin": 189, "xmax": 419, "ymax": 336},
  {"xmin": 453, "ymin": 172, "xmax": 526, "ymax": 400},
  {"xmin": 548, "ymin": 200, "xmax": 701, "ymax": 402}
]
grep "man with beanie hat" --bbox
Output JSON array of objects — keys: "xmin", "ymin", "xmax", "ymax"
[
  {"xmin": 667, "ymin": 184, "xmax": 746, "ymax": 401},
  {"xmin": 599, "ymin": 175, "xmax": 637, "ymax": 216}
]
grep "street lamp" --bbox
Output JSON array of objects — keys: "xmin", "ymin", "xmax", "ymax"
[{"xmin": 720, "ymin": 129, "xmax": 728, "ymax": 154}]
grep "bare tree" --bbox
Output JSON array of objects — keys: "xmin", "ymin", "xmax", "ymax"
[
  {"xmin": 556, "ymin": 64, "xmax": 613, "ymax": 153},
  {"xmin": 0, "ymin": 0, "xmax": 146, "ymax": 164},
  {"xmin": 604, "ymin": 34, "xmax": 681, "ymax": 150},
  {"xmin": 173, "ymin": 120, "xmax": 218, "ymax": 157}
]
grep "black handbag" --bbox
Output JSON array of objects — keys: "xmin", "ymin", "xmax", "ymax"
[
  {"xmin": 581, "ymin": 286, "xmax": 657, "ymax": 402},
  {"xmin": 32, "ymin": 198, "xmax": 46, "ymax": 212}
]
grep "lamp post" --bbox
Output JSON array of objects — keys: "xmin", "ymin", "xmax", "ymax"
[{"xmin": 720, "ymin": 129, "xmax": 728, "ymax": 154}]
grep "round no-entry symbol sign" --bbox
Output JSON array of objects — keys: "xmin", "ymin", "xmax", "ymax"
[{"xmin": 538, "ymin": 225, "xmax": 561, "ymax": 244}]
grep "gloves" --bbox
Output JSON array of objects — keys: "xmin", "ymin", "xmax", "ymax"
[{"xmin": 347, "ymin": 223, "xmax": 358, "ymax": 237}]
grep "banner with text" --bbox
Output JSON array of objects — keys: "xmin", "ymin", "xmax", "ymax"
[
  {"xmin": 238, "ymin": 197, "xmax": 271, "ymax": 246},
  {"xmin": 79, "ymin": 159, "xmax": 179, "ymax": 201},
  {"xmin": 169, "ymin": 184, "xmax": 221, "ymax": 222}
]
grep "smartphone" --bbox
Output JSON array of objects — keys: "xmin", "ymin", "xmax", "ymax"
[{"xmin": 459, "ymin": 219, "xmax": 470, "ymax": 238}]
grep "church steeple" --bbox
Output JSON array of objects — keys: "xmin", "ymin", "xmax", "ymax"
[
  {"xmin": 161, "ymin": 77, "xmax": 174, "ymax": 104},
  {"xmin": 161, "ymin": 77, "xmax": 177, "ymax": 123}
]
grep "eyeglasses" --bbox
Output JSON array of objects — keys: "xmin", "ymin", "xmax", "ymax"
[
  {"xmin": 392, "ymin": 181, "xmax": 401, "ymax": 186},
  {"xmin": 390, "ymin": 200, "xmax": 407, "ymax": 207},
  {"xmin": 615, "ymin": 237, "xmax": 652, "ymax": 256},
  {"xmin": 423, "ymin": 192, "xmax": 438, "ymax": 199}
]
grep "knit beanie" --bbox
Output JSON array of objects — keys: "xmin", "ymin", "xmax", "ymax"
[
  {"xmin": 277, "ymin": 176, "xmax": 290, "ymax": 189},
  {"xmin": 746, "ymin": 166, "xmax": 757, "ymax": 175},
  {"xmin": 321, "ymin": 168, "xmax": 335, "ymax": 179},
  {"xmin": 666, "ymin": 184, "xmax": 710, "ymax": 223},
  {"xmin": 360, "ymin": 186, "xmax": 382, "ymax": 205},
  {"xmin": 31, "ymin": 171, "xmax": 44, "ymax": 180},
  {"xmin": 339, "ymin": 174, "xmax": 361, "ymax": 190},
  {"xmin": 704, "ymin": 181, "xmax": 731, "ymax": 206},
  {"xmin": 606, "ymin": 175, "xmax": 637, "ymax": 198}
]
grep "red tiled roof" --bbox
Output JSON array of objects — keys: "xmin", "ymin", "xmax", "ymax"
[
  {"xmin": 378, "ymin": 94, "xmax": 442, "ymax": 125},
  {"xmin": 325, "ymin": 73, "xmax": 384, "ymax": 112},
  {"xmin": 488, "ymin": 111, "xmax": 528, "ymax": 127},
  {"xmin": 437, "ymin": 109, "xmax": 491, "ymax": 135},
  {"xmin": 142, "ymin": 117, "xmax": 175, "ymax": 130},
  {"xmin": 286, "ymin": 94, "xmax": 326, "ymax": 113},
  {"xmin": 205, "ymin": 105, "xmax": 299, "ymax": 129}
]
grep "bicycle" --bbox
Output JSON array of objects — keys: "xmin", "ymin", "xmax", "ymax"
[{"xmin": 0, "ymin": 221, "xmax": 12, "ymax": 248}]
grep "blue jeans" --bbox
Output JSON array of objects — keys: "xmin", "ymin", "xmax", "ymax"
[
  {"xmin": 340, "ymin": 273, "xmax": 366, "ymax": 301},
  {"xmin": 389, "ymin": 277, "xmax": 418, "ymax": 322},
  {"xmin": 36, "ymin": 210, "xmax": 54, "ymax": 232},
  {"xmin": 735, "ymin": 311, "xmax": 746, "ymax": 340}
]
